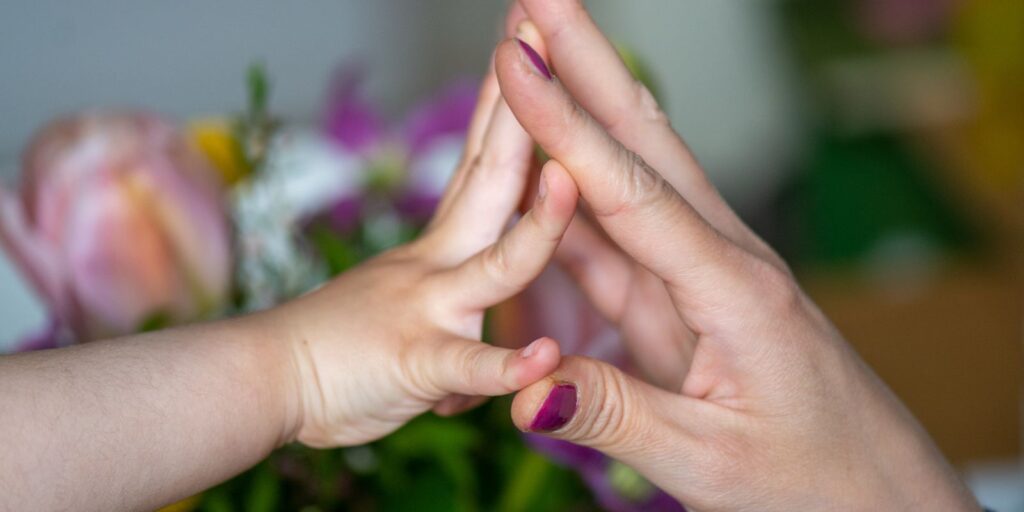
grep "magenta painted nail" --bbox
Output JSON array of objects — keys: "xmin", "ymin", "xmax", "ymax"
[
  {"xmin": 529, "ymin": 383, "xmax": 577, "ymax": 432},
  {"xmin": 517, "ymin": 38, "xmax": 553, "ymax": 80}
]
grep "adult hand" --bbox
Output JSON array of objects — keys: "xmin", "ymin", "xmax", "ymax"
[{"xmin": 494, "ymin": 1, "xmax": 980, "ymax": 510}]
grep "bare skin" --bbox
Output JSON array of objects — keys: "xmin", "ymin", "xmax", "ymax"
[
  {"xmin": 0, "ymin": 26, "xmax": 576, "ymax": 512},
  {"xmin": 0, "ymin": 3, "xmax": 981, "ymax": 511},
  {"xmin": 498, "ymin": 1, "xmax": 980, "ymax": 510}
]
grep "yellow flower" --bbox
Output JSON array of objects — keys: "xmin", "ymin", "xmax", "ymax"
[{"xmin": 189, "ymin": 117, "xmax": 251, "ymax": 185}]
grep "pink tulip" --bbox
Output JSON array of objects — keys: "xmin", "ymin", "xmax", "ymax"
[{"xmin": 0, "ymin": 111, "xmax": 232, "ymax": 342}]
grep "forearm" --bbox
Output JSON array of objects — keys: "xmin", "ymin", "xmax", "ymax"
[{"xmin": 0, "ymin": 314, "xmax": 298, "ymax": 511}]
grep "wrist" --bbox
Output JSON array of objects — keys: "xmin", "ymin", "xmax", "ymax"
[
  {"xmin": 229, "ymin": 310, "xmax": 306, "ymax": 447},
  {"xmin": 844, "ymin": 386, "xmax": 981, "ymax": 511}
]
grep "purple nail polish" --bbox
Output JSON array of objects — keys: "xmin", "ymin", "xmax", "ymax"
[
  {"xmin": 529, "ymin": 383, "xmax": 577, "ymax": 432},
  {"xmin": 517, "ymin": 38, "xmax": 553, "ymax": 80}
]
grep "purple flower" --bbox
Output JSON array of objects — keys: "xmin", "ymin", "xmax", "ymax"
[
  {"xmin": 525, "ymin": 434, "xmax": 684, "ymax": 511},
  {"xmin": 13, "ymin": 318, "xmax": 64, "ymax": 352},
  {"xmin": 322, "ymin": 67, "xmax": 386, "ymax": 155},
  {"xmin": 401, "ymin": 79, "xmax": 478, "ymax": 159},
  {"xmin": 319, "ymin": 67, "xmax": 478, "ymax": 227}
]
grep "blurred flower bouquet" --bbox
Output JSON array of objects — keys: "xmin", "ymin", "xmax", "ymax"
[{"xmin": 0, "ymin": 60, "xmax": 679, "ymax": 510}]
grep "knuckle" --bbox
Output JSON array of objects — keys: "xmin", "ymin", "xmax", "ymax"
[
  {"xmin": 396, "ymin": 342, "xmax": 440, "ymax": 399},
  {"xmin": 604, "ymin": 151, "xmax": 672, "ymax": 217},
  {"xmin": 750, "ymin": 258, "xmax": 801, "ymax": 313},
  {"xmin": 607, "ymin": 81, "xmax": 671, "ymax": 137},
  {"xmin": 634, "ymin": 81, "xmax": 671, "ymax": 127},
  {"xmin": 454, "ymin": 344, "xmax": 484, "ymax": 389},
  {"xmin": 545, "ymin": 0, "xmax": 587, "ymax": 44},
  {"xmin": 553, "ymin": 100, "xmax": 592, "ymax": 151},
  {"xmin": 482, "ymin": 242, "xmax": 514, "ymax": 288},
  {"xmin": 574, "ymin": 364, "xmax": 643, "ymax": 452},
  {"xmin": 527, "ymin": 205, "xmax": 563, "ymax": 242},
  {"xmin": 464, "ymin": 154, "xmax": 483, "ymax": 177},
  {"xmin": 477, "ymin": 144, "xmax": 516, "ymax": 177}
]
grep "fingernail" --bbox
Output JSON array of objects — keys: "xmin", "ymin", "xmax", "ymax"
[
  {"xmin": 536, "ymin": 171, "xmax": 549, "ymax": 204},
  {"xmin": 520, "ymin": 338, "xmax": 542, "ymax": 359},
  {"xmin": 516, "ymin": 20, "xmax": 540, "ymax": 41},
  {"xmin": 529, "ymin": 383, "xmax": 577, "ymax": 432},
  {"xmin": 517, "ymin": 38, "xmax": 553, "ymax": 81}
]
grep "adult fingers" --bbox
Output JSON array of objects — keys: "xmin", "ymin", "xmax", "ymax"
[
  {"xmin": 556, "ymin": 214, "xmax": 696, "ymax": 390},
  {"xmin": 431, "ymin": 160, "xmax": 578, "ymax": 310},
  {"xmin": 503, "ymin": 0, "xmax": 529, "ymax": 38},
  {"xmin": 495, "ymin": 38, "xmax": 757, "ymax": 310},
  {"xmin": 510, "ymin": 355, "xmax": 712, "ymax": 501},
  {"xmin": 423, "ymin": 336, "xmax": 561, "ymax": 397},
  {"xmin": 517, "ymin": 0, "xmax": 697, "ymax": 178},
  {"xmin": 518, "ymin": 0, "xmax": 784, "ymax": 266}
]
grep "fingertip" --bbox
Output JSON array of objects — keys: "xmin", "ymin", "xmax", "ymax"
[
  {"xmin": 503, "ymin": 0, "xmax": 529, "ymax": 38},
  {"xmin": 542, "ymin": 159, "xmax": 579, "ymax": 198},
  {"xmin": 511, "ymin": 376, "xmax": 560, "ymax": 432},
  {"xmin": 511, "ymin": 337, "xmax": 561, "ymax": 387},
  {"xmin": 535, "ymin": 159, "xmax": 579, "ymax": 220},
  {"xmin": 515, "ymin": 20, "xmax": 546, "ymax": 57},
  {"xmin": 494, "ymin": 38, "xmax": 525, "ymax": 85},
  {"xmin": 520, "ymin": 0, "xmax": 586, "ymax": 31}
]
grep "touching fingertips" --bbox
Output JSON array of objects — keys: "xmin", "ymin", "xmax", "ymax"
[
  {"xmin": 537, "ymin": 160, "xmax": 579, "ymax": 216},
  {"xmin": 516, "ymin": 38, "xmax": 553, "ymax": 81},
  {"xmin": 529, "ymin": 382, "xmax": 578, "ymax": 432},
  {"xmin": 515, "ymin": 19, "xmax": 542, "ymax": 47},
  {"xmin": 535, "ymin": 169, "xmax": 549, "ymax": 205}
]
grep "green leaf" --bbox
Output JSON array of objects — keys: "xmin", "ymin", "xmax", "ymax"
[
  {"xmin": 137, "ymin": 312, "xmax": 170, "ymax": 333},
  {"xmin": 607, "ymin": 460, "xmax": 655, "ymax": 503},
  {"xmin": 381, "ymin": 469, "xmax": 459, "ymax": 512},
  {"xmin": 245, "ymin": 463, "xmax": 280, "ymax": 512},
  {"xmin": 247, "ymin": 63, "xmax": 270, "ymax": 117},
  {"xmin": 307, "ymin": 225, "xmax": 362, "ymax": 276},
  {"xmin": 199, "ymin": 487, "xmax": 234, "ymax": 512},
  {"xmin": 496, "ymin": 451, "xmax": 550, "ymax": 512}
]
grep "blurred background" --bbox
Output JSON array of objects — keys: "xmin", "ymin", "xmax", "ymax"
[{"xmin": 1, "ymin": 0, "xmax": 1020, "ymax": 510}]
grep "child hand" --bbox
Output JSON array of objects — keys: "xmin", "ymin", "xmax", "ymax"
[{"xmin": 263, "ymin": 39, "xmax": 578, "ymax": 447}]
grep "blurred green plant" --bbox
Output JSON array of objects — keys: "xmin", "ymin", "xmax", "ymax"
[{"xmin": 198, "ymin": 398, "xmax": 594, "ymax": 511}]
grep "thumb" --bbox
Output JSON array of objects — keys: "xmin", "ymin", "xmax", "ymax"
[
  {"xmin": 423, "ymin": 337, "xmax": 562, "ymax": 398},
  {"xmin": 511, "ymin": 356, "xmax": 708, "ymax": 497}
]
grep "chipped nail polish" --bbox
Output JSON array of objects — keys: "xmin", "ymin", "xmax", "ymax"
[
  {"xmin": 529, "ymin": 383, "xmax": 577, "ymax": 432},
  {"xmin": 517, "ymin": 38, "xmax": 553, "ymax": 80}
]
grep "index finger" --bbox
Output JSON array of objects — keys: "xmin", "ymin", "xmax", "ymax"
[
  {"xmin": 495, "ymin": 38, "xmax": 750, "ymax": 300},
  {"xmin": 516, "ymin": 0, "xmax": 784, "ymax": 268}
]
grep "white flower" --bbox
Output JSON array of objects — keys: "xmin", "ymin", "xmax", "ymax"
[{"xmin": 231, "ymin": 128, "xmax": 365, "ymax": 311}]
